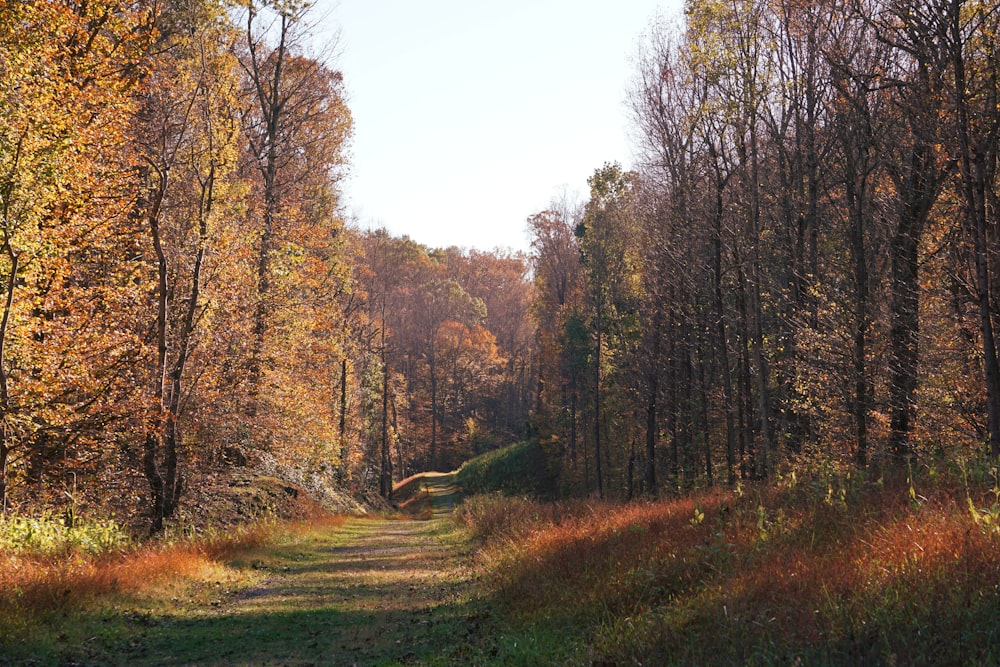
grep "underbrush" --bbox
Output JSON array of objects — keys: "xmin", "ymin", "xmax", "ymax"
[
  {"xmin": 0, "ymin": 513, "xmax": 132, "ymax": 555},
  {"xmin": 456, "ymin": 473, "xmax": 1000, "ymax": 665},
  {"xmin": 0, "ymin": 512, "xmax": 346, "ymax": 648}
]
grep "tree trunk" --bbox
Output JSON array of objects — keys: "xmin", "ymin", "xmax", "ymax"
[
  {"xmin": 849, "ymin": 186, "xmax": 870, "ymax": 468},
  {"xmin": 380, "ymin": 349, "xmax": 392, "ymax": 499},
  {"xmin": 339, "ymin": 358, "xmax": 348, "ymax": 455},
  {"xmin": 0, "ymin": 241, "xmax": 18, "ymax": 512},
  {"xmin": 950, "ymin": 0, "xmax": 1000, "ymax": 456},
  {"xmin": 888, "ymin": 181, "xmax": 928, "ymax": 463},
  {"xmin": 644, "ymin": 315, "xmax": 661, "ymax": 496},
  {"xmin": 146, "ymin": 175, "xmax": 171, "ymax": 533},
  {"xmin": 244, "ymin": 10, "xmax": 290, "ymax": 411},
  {"xmin": 0, "ymin": 439, "xmax": 10, "ymax": 513},
  {"xmin": 593, "ymin": 296, "xmax": 604, "ymax": 499},
  {"xmin": 430, "ymin": 351, "xmax": 438, "ymax": 470},
  {"xmin": 569, "ymin": 367, "xmax": 578, "ymax": 465},
  {"xmin": 665, "ymin": 307, "xmax": 680, "ymax": 486},
  {"xmin": 747, "ymin": 116, "xmax": 774, "ymax": 478},
  {"xmin": 711, "ymin": 166, "xmax": 738, "ymax": 484},
  {"xmin": 747, "ymin": 260, "xmax": 772, "ymax": 478},
  {"xmin": 626, "ymin": 437, "xmax": 636, "ymax": 501},
  {"xmin": 697, "ymin": 335, "xmax": 713, "ymax": 485},
  {"xmin": 143, "ymin": 431, "xmax": 166, "ymax": 534}
]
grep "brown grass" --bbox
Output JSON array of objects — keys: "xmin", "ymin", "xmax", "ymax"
[
  {"xmin": 0, "ymin": 513, "xmax": 348, "ymax": 636},
  {"xmin": 459, "ymin": 479, "xmax": 1000, "ymax": 663}
]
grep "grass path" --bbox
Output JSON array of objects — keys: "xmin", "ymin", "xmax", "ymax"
[
  {"xmin": 10, "ymin": 475, "xmax": 502, "ymax": 667},
  {"xmin": 137, "ymin": 518, "xmax": 484, "ymax": 666},
  {"xmin": 413, "ymin": 472, "xmax": 459, "ymax": 517}
]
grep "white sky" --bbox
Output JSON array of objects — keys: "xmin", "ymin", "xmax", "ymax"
[{"xmin": 311, "ymin": 0, "xmax": 682, "ymax": 252}]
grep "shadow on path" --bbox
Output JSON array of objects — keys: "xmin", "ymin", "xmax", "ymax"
[{"xmin": 79, "ymin": 517, "xmax": 488, "ymax": 666}]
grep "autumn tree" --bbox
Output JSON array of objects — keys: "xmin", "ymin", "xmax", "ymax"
[
  {"xmin": 355, "ymin": 230, "xmax": 430, "ymax": 497},
  {"xmin": 576, "ymin": 163, "xmax": 642, "ymax": 498},
  {"xmin": 864, "ymin": 0, "xmax": 953, "ymax": 465},
  {"xmin": 236, "ymin": 0, "xmax": 351, "ymax": 417},
  {"xmin": 133, "ymin": 0, "xmax": 246, "ymax": 531},
  {"xmin": 443, "ymin": 248, "xmax": 534, "ymax": 441},
  {"xmin": 632, "ymin": 16, "xmax": 726, "ymax": 490},
  {"xmin": 434, "ymin": 320, "xmax": 504, "ymax": 463},
  {"xmin": 823, "ymin": 3, "xmax": 889, "ymax": 467},
  {"xmin": 940, "ymin": 0, "xmax": 1000, "ymax": 456},
  {"xmin": 0, "ymin": 0, "xmax": 150, "ymax": 511},
  {"xmin": 411, "ymin": 278, "xmax": 485, "ymax": 470}
]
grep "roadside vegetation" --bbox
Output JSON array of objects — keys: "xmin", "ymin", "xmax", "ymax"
[
  {"xmin": 456, "ymin": 458, "xmax": 1000, "ymax": 665},
  {"xmin": 4, "ymin": 448, "xmax": 1000, "ymax": 666},
  {"xmin": 0, "ymin": 516, "xmax": 305, "ymax": 663}
]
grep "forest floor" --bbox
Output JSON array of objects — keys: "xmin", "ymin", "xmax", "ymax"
[{"xmin": 3, "ymin": 473, "xmax": 516, "ymax": 667}]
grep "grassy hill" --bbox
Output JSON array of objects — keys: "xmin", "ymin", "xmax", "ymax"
[{"xmin": 454, "ymin": 439, "xmax": 559, "ymax": 499}]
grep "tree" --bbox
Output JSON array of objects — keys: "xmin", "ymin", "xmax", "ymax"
[
  {"xmin": 413, "ymin": 278, "xmax": 485, "ymax": 470},
  {"xmin": 134, "ymin": 0, "xmax": 244, "ymax": 531},
  {"xmin": 826, "ymin": 4, "xmax": 888, "ymax": 467},
  {"xmin": 576, "ymin": 163, "xmax": 640, "ymax": 498},
  {"xmin": 237, "ymin": 0, "xmax": 351, "ymax": 417},
  {"xmin": 444, "ymin": 249, "xmax": 535, "ymax": 440},
  {"xmin": 632, "ymin": 16, "xmax": 729, "ymax": 489},
  {"xmin": 528, "ymin": 203, "xmax": 584, "ymax": 475},
  {"xmin": 434, "ymin": 320, "xmax": 504, "ymax": 464},
  {"xmin": 942, "ymin": 0, "xmax": 1000, "ymax": 456},
  {"xmin": 868, "ymin": 0, "xmax": 954, "ymax": 464},
  {"xmin": 0, "ymin": 0, "xmax": 149, "ymax": 511},
  {"xmin": 357, "ymin": 230, "xmax": 428, "ymax": 497}
]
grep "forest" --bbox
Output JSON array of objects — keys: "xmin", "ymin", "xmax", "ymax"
[
  {"xmin": 3, "ymin": 0, "xmax": 1000, "ymax": 663},
  {"xmin": 0, "ymin": 0, "xmax": 537, "ymax": 530},
  {"xmin": 534, "ymin": 0, "xmax": 1000, "ymax": 499},
  {"xmin": 0, "ymin": 0, "xmax": 998, "ymax": 536}
]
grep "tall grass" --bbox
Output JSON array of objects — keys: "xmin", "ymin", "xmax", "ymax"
[
  {"xmin": 0, "ymin": 512, "xmax": 346, "ymax": 641},
  {"xmin": 458, "ymin": 476, "xmax": 1000, "ymax": 665}
]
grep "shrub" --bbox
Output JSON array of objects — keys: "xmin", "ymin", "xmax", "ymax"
[{"xmin": 0, "ymin": 513, "xmax": 131, "ymax": 556}]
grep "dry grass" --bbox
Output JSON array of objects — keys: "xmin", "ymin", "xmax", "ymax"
[
  {"xmin": 458, "ymin": 479, "xmax": 1000, "ymax": 664},
  {"xmin": 0, "ymin": 513, "xmax": 348, "ymax": 640}
]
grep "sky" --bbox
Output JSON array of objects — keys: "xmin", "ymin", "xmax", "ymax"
[{"xmin": 310, "ymin": 1, "xmax": 682, "ymax": 253}]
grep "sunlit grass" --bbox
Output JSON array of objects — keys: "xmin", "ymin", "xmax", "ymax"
[
  {"xmin": 459, "ymin": 477, "xmax": 1000, "ymax": 665},
  {"xmin": 0, "ymin": 512, "xmax": 132, "ymax": 555},
  {"xmin": 0, "ymin": 511, "xmax": 348, "ymax": 650}
]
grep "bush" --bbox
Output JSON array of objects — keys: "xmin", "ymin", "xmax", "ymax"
[
  {"xmin": 0, "ymin": 513, "xmax": 131, "ymax": 556},
  {"xmin": 454, "ymin": 493, "xmax": 547, "ymax": 543}
]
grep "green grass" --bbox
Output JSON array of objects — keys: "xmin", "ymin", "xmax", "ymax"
[
  {"xmin": 1, "ymin": 515, "xmax": 516, "ymax": 666},
  {"xmin": 13, "ymin": 467, "xmax": 999, "ymax": 665},
  {"xmin": 455, "ymin": 439, "xmax": 558, "ymax": 499}
]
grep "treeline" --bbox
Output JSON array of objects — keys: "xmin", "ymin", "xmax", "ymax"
[
  {"xmin": 530, "ymin": 0, "xmax": 1000, "ymax": 498},
  {"xmin": 347, "ymin": 232, "xmax": 535, "ymax": 497},
  {"xmin": 0, "ymin": 0, "xmax": 534, "ymax": 530},
  {"xmin": 0, "ymin": 0, "xmax": 353, "ymax": 530}
]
